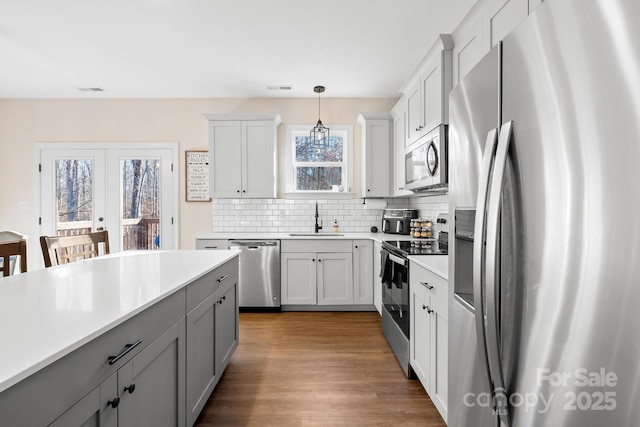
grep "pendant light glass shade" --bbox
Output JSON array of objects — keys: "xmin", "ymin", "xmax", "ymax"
[{"xmin": 310, "ymin": 85, "xmax": 329, "ymax": 147}]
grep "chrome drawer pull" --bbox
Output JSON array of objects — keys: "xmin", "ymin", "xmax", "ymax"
[
  {"xmin": 421, "ymin": 281, "xmax": 434, "ymax": 290},
  {"xmin": 217, "ymin": 275, "xmax": 229, "ymax": 283},
  {"xmin": 108, "ymin": 339, "xmax": 142, "ymax": 365}
]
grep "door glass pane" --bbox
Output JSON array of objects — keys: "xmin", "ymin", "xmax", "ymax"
[
  {"xmin": 55, "ymin": 159, "xmax": 94, "ymax": 236},
  {"xmin": 121, "ymin": 159, "xmax": 161, "ymax": 250}
]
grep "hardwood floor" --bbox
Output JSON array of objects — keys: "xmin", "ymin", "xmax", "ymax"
[{"xmin": 194, "ymin": 311, "xmax": 446, "ymax": 427}]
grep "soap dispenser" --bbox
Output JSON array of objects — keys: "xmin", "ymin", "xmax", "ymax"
[{"xmin": 333, "ymin": 220, "xmax": 340, "ymax": 233}]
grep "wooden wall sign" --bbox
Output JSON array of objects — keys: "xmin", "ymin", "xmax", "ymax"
[{"xmin": 186, "ymin": 151, "xmax": 211, "ymax": 201}]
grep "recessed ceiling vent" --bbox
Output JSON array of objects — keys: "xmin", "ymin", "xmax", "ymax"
[
  {"xmin": 77, "ymin": 87, "xmax": 105, "ymax": 92},
  {"xmin": 267, "ymin": 85, "xmax": 292, "ymax": 91}
]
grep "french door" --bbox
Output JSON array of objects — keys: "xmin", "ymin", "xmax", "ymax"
[{"xmin": 38, "ymin": 143, "xmax": 178, "ymax": 258}]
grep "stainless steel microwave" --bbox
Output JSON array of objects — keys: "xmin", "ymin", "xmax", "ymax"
[{"xmin": 405, "ymin": 125, "xmax": 448, "ymax": 191}]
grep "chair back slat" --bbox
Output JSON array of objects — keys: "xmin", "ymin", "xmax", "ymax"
[
  {"xmin": 40, "ymin": 230, "xmax": 110, "ymax": 268},
  {"xmin": 0, "ymin": 231, "xmax": 28, "ymax": 277}
]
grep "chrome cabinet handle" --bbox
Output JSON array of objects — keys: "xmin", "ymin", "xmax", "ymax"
[
  {"xmin": 217, "ymin": 275, "xmax": 229, "ymax": 283},
  {"xmin": 108, "ymin": 339, "xmax": 142, "ymax": 365},
  {"xmin": 421, "ymin": 281, "xmax": 434, "ymax": 290}
]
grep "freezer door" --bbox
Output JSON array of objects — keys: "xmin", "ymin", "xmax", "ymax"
[
  {"xmin": 448, "ymin": 44, "xmax": 502, "ymax": 427},
  {"xmin": 500, "ymin": 0, "xmax": 640, "ymax": 425}
]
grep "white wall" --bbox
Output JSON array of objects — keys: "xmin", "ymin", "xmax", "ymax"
[{"xmin": 0, "ymin": 97, "xmax": 396, "ymax": 265}]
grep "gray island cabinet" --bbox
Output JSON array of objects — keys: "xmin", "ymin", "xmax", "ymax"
[{"xmin": 0, "ymin": 250, "xmax": 239, "ymax": 427}]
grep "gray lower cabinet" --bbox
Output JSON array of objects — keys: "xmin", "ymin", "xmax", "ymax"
[
  {"xmin": 51, "ymin": 321, "xmax": 186, "ymax": 427},
  {"xmin": 49, "ymin": 373, "xmax": 118, "ymax": 427},
  {"xmin": 186, "ymin": 263, "xmax": 239, "ymax": 426},
  {"xmin": 0, "ymin": 257, "xmax": 239, "ymax": 427},
  {"xmin": 117, "ymin": 320, "xmax": 186, "ymax": 427}
]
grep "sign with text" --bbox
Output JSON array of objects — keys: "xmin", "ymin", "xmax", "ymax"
[{"xmin": 186, "ymin": 151, "xmax": 211, "ymax": 201}]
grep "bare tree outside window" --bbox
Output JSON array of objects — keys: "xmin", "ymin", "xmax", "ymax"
[
  {"xmin": 55, "ymin": 159, "xmax": 94, "ymax": 235},
  {"xmin": 121, "ymin": 159, "xmax": 161, "ymax": 250},
  {"xmin": 294, "ymin": 135, "xmax": 345, "ymax": 191}
]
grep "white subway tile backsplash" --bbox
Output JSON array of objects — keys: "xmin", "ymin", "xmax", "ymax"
[{"xmin": 210, "ymin": 194, "xmax": 450, "ymax": 233}]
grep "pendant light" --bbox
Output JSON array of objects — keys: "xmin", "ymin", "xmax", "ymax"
[{"xmin": 310, "ymin": 85, "xmax": 329, "ymax": 149}]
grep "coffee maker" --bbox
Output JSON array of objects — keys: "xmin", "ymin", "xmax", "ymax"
[{"xmin": 381, "ymin": 209, "xmax": 419, "ymax": 235}]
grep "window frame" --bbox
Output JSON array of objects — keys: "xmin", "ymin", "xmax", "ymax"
[{"xmin": 284, "ymin": 124, "xmax": 354, "ymax": 199}]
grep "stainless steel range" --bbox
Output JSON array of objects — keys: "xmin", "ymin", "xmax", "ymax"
[{"xmin": 380, "ymin": 214, "xmax": 448, "ymax": 377}]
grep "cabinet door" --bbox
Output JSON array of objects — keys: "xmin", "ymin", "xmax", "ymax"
[
  {"xmin": 186, "ymin": 293, "xmax": 218, "ymax": 426},
  {"xmin": 48, "ymin": 374, "xmax": 117, "ymax": 427},
  {"xmin": 406, "ymin": 82, "xmax": 422, "ymax": 145},
  {"xmin": 362, "ymin": 119, "xmax": 392, "ymax": 197},
  {"xmin": 485, "ymin": 0, "xmax": 529, "ymax": 48},
  {"xmin": 215, "ymin": 278, "xmax": 239, "ymax": 371},
  {"xmin": 392, "ymin": 105, "xmax": 412, "ymax": 196},
  {"xmin": 421, "ymin": 62, "xmax": 442, "ymax": 134},
  {"xmin": 431, "ymin": 300, "xmax": 449, "ymax": 422},
  {"xmin": 372, "ymin": 241, "xmax": 383, "ymax": 314},
  {"xmin": 209, "ymin": 121, "xmax": 243, "ymax": 198},
  {"xmin": 317, "ymin": 252, "xmax": 353, "ymax": 305},
  {"xmin": 353, "ymin": 240, "xmax": 373, "ymax": 305},
  {"xmin": 117, "ymin": 321, "xmax": 186, "ymax": 427},
  {"xmin": 242, "ymin": 120, "xmax": 276, "ymax": 198},
  {"xmin": 281, "ymin": 252, "xmax": 317, "ymax": 305},
  {"xmin": 453, "ymin": 22, "xmax": 484, "ymax": 87},
  {"xmin": 410, "ymin": 285, "xmax": 431, "ymax": 388}
]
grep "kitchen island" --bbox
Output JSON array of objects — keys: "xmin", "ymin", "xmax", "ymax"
[{"xmin": 0, "ymin": 249, "xmax": 240, "ymax": 427}]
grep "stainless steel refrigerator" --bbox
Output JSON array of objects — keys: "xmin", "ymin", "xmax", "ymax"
[{"xmin": 448, "ymin": 0, "xmax": 640, "ymax": 426}]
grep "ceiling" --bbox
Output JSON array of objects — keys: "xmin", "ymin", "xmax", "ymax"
[{"xmin": 0, "ymin": 0, "xmax": 477, "ymax": 99}]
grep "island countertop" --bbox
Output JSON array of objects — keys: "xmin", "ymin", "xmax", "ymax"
[{"xmin": 0, "ymin": 249, "xmax": 239, "ymax": 394}]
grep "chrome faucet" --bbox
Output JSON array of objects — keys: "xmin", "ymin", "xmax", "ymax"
[{"xmin": 315, "ymin": 202, "xmax": 323, "ymax": 233}]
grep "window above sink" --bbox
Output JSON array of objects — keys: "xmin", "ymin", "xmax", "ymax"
[{"xmin": 284, "ymin": 125, "xmax": 353, "ymax": 200}]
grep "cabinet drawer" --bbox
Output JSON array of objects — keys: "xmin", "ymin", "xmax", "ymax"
[
  {"xmin": 410, "ymin": 262, "xmax": 448, "ymax": 309},
  {"xmin": 0, "ymin": 289, "xmax": 185, "ymax": 427},
  {"xmin": 195, "ymin": 239, "xmax": 229, "ymax": 250},
  {"xmin": 281, "ymin": 239, "xmax": 352, "ymax": 253},
  {"xmin": 186, "ymin": 257, "xmax": 239, "ymax": 312}
]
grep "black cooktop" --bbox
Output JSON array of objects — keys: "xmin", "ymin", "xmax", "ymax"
[{"xmin": 383, "ymin": 238, "xmax": 448, "ymax": 256}]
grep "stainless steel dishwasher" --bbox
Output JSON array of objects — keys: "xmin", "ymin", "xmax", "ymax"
[{"xmin": 228, "ymin": 240, "xmax": 280, "ymax": 309}]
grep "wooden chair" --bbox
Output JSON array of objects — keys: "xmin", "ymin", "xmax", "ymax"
[
  {"xmin": 40, "ymin": 230, "xmax": 110, "ymax": 268},
  {"xmin": 0, "ymin": 231, "xmax": 28, "ymax": 276}
]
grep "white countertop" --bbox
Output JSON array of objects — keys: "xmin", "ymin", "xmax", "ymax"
[
  {"xmin": 409, "ymin": 255, "xmax": 449, "ymax": 280},
  {"xmin": 0, "ymin": 250, "xmax": 239, "ymax": 393},
  {"xmin": 196, "ymin": 232, "xmax": 417, "ymax": 244}
]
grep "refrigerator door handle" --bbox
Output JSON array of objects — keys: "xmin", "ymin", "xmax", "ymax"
[
  {"xmin": 485, "ymin": 121, "xmax": 514, "ymax": 426},
  {"xmin": 472, "ymin": 128, "xmax": 500, "ymax": 404}
]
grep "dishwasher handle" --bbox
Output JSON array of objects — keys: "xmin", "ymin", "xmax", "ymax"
[{"xmin": 229, "ymin": 240, "xmax": 280, "ymax": 248}]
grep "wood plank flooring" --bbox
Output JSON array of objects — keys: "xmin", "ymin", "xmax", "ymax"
[{"xmin": 194, "ymin": 311, "xmax": 446, "ymax": 427}]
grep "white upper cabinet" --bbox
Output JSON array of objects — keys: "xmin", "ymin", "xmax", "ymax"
[
  {"xmin": 400, "ymin": 34, "xmax": 453, "ymax": 146},
  {"xmin": 357, "ymin": 113, "xmax": 393, "ymax": 198},
  {"xmin": 452, "ymin": 20, "xmax": 484, "ymax": 88},
  {"xmin": 204, "ymin": 114, "xmax": 281, "ymax": 198},
  {"xmin": 390, "ymin": 100, "xmax": 412, "ymax": 197},
  {"xmin": 452, "ymin": 0, "xmax": 543, "ymax": 86},
  {"xmin": 484, "ymin": 0, "xmax": 529, "ymax": 48}
]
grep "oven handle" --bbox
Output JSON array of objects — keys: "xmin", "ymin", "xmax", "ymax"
[{"xmin": 388, "ymin": 253, "xmax": 407, "ymax": 266}]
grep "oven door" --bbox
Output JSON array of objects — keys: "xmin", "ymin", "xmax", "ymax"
[{"xmin": 381, "ymin": 248, "xmax": 409, "ymax": 339}]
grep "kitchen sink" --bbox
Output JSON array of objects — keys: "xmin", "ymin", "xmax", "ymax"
[{"xmin": 288, "ymin": 233, "xmax": 344, "ymax": 237}]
